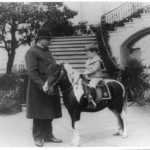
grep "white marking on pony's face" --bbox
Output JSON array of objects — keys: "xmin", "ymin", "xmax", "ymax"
[{"xmin": 64, "ymin": 63, "xmax": 84, "ymax": 102}]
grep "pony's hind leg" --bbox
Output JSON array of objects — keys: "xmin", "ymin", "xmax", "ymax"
[
  {"xmin": 120, "ymin": 106, "xmax": 128, "ymax": 138},
  {"xmin": 111, "ymin": 109, "xmax": 123, "ymax": 136},
  {"xmin": 111, "ymin": 101, "xmax": 128, "ymax": 138}
]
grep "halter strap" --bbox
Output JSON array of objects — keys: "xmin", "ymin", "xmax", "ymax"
[{"xmin": 48, "ymin": 69, "xmax": 64, "ymax": 94}]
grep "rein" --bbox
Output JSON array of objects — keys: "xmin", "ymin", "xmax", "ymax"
[{"xmin": 48, "ymin": 86, "xmax": 73, "ymax": 95}]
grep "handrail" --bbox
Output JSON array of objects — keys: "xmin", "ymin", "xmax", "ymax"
[{"xmin": 104, "ymin": 2, "xmax": 128, "ymax": 16}]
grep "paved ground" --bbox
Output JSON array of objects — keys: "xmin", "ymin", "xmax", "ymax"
[{"xmin": 0, "ymin": 103, "xmax": 150, "ymax": 147}]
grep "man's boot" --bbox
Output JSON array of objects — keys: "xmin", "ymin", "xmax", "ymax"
[{"xmin": 34, "ymin": 137, "xmax": 44, "ymax": 147}]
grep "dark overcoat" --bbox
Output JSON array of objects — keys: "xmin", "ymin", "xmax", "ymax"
[{"xmin": 25, "ymin": 45, "xmax": 62, "ymax": 119}]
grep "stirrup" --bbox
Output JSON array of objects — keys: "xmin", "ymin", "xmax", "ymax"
[{"xmin": 88, "ymin": 97, "xmax": 97, "ymax": 108}]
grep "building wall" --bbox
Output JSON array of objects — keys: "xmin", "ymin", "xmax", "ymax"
[{"xmin": 132, "ymin": 34, "xmax": 150, "ymax": 66}]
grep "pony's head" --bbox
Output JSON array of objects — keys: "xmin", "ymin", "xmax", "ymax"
[
  {"xmin": 45, "ymin": 62, "xmax": 84, "ymax": 102},
  {"xmin": 63, "ymin": 63, "xmax": 84, "ymax": 102},
  {"xmin": 45, "ymin": 63, "xmax": 62, "ymax": 93},
  {"xmin": 45, "ymin": 62, "xmax": 72, "ymax": 94}
]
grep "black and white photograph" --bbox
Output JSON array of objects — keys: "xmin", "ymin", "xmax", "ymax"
[{"xmin": 0, "ymin": 0, "xmax": 150, "ymax": 148}]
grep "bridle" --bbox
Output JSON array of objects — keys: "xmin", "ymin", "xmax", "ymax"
[{"xmin": 47, "ymin": 67, "xmax": 73, "ymax": 95}]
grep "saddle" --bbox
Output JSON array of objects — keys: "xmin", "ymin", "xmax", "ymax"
[
  {"xmin": 96, "ymin": 81, "xmax": 111, "ymax": 102},
  {"xmin": 81, "ymin": 74, "xmax": 111, "ymax": 104}
]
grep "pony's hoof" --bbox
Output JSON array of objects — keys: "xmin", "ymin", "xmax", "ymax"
[
  {"xmin": 70, "ymin": 142, "xmax": 80, "ymax": 147},
  {"xmin": 122, "ymin": 132, "xmax": 128, "ymax": 138},
  {"xmin": 113, "ymin": 130, "xmax": 122, "ymax": 136}
]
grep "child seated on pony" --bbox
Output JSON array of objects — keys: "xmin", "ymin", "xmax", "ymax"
[{"xmin": 81, "ymin": 43, "xmax": 105, "ymax": 109}]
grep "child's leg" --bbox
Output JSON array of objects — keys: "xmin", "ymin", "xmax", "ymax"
[{"xmin": 88, "ymin": 78, "xmax": 102, "ymax": 88}]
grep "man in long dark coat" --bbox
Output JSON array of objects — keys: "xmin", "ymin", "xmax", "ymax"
[{"xmin": 25, "ymin": 29, "xmax": 62, "ymax": 147}]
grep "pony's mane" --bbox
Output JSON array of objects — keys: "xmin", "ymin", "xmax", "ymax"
[
  {"xmin": 46, "ymin": 63, "xmax": 60, "ymax": 77},
  {"xmin": 63, "ymin": 63, "xmax": 84, "ymax": 102},
  {"xmin": 63, "ymin": 63, "xmax": 80, "ymax": 84}
]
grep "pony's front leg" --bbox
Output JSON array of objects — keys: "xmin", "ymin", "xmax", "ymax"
[
  {"xmin": 71, "ymin": 121, "xmax": 80, "ymax": 146},
  {"xmin": 120, "ymin": 99, "xmax": 128, "ymax": 138}
]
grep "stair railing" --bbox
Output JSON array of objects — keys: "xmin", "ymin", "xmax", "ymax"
[{"xmin": 102, "ymin": 2, "xmax": 150, "ymax": 25}]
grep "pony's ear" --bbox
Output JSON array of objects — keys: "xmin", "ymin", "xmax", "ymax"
[{"xmin": 46, "ymin": 63, "xmax": 59, "ymax": 76}]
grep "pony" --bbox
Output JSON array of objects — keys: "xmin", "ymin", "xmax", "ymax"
[{"xmin": 44, "ymin": 63, "xmax": 128, "ymax": 146}]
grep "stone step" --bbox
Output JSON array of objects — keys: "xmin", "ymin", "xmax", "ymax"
[
  {"xmin": 49, "ymin": 44, "xmax": 87, "ymax": 49},
  {"xmin": 56, "ymin": 59, "xmax": 86, "ymax": 64},
  {"xmin": 132, "ymin": 17, "xmax": 143, "ymax": 22},
  {"xmin": 124, "ymin": 23, "xmax": 135, "ymax": 28},
  {"xmin": 51, "ymin": 37, "xmax": 97, "ymax": 42},
  {"xmin": 108, "ymin": 30, "xmax": 118, "ymax": 34},
  {"xmin": 50, "ymin": 47, "xmax": 86, "ymax": 52},
  {"xmin": 52, "ymin": 35, "xmax": 96, "ymax": 39},
  {"xmin": 51, "ymin": 40, "xmax": 97, "ymax": 45},
  {"xmin": 49, "ymin": 43, "xmax": 95, "ymax": 49},
  {"xmin": 66, "ymin": 63, "xmax": 85, "ymax": 68},
  {"xmin": 116, "ymin": 26, "xmax": 127, "ymax": 32},
  {"xmin": 54, "ymin": 55, "xmax": 88, "ymax": 60},
  {"xmin": 124, "ymin": 22, "xmax": 135, "ymax": 26},
  {"xmin": 52, "ymin": 51, "xmax": 86, "ymax": 56},
  {"xmin": 141, "ymin": 13, "xmax": 150, "ymax": 18}
]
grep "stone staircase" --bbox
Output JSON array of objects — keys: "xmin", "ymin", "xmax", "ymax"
[
  {"xmin": 50, "ymin": 35, "xmax": 109, "ymax": 77},
  {"xmin": 50, "ymin": 35, "xmax": 97, "ymax": 73}
]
